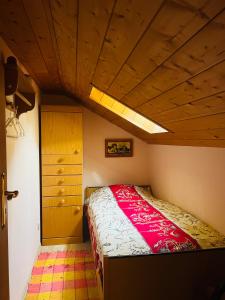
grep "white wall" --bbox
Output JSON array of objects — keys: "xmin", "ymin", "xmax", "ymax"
[
  {"xmin": 7, "ymin": 97, "xmax": 40, "ymax": 300},
  {"xmin": 148, "ymin": 145, "xmax": 225, "ymax": 235},
  {"xmin": 83, "ymin": 109, "xmax": 149, "ymax": 190}
]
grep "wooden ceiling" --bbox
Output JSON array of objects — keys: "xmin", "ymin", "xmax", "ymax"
[{"xmin": 0, "ymin": 0, "xmax": 225, "ymax": 147}]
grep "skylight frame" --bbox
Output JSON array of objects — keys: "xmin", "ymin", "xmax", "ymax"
[{"xmin": 89, "ymin": 86, "xmax": 168, "ymax": 134}]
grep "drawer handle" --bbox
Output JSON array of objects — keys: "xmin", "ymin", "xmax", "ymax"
[
  {"xmin": 57, "ymin": 168, "xmax": 64, "ymax": 174},
  {"xmin": 60, "ymin": 199, "xmax": 65, "ymax": 205},
  {"xmin": 58, "ymin": 179, "xmax": 65, "ymax": 185},
  {"xmin": 57, "ymin": 157, "xmax": 64, "ymax": 163},
  {"xmin": 75, "ymin": 206, "xmax": 81, "ymax": 213},
  {"xmin": 74, "ymin": 149, "xmax": 79, "ymax": 155},
  {"xmin": 58, "ymin": 188, "xmax": 65, "ymax": 195}
]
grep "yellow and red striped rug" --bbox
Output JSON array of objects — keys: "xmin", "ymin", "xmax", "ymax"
[{"xmin": 25, "ymin": 245, "xmax": 99, "ymax": 300}]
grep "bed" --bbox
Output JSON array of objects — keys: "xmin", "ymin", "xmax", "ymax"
[{"xmin": 85, "ymin": 184, "xmax": 225, "ymax": 300}]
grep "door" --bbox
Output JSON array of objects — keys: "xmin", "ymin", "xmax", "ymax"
[{"xmin": 0, "ymin": 58, "xmax": 9, "ymax": 298}]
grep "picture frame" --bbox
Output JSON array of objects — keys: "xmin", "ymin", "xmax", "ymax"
[{"xmin": 105, "ymin": 139, "xmax": 133, "ymax": 157}]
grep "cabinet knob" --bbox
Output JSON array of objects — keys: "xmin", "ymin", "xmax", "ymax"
[
  {"xmin": 57, "ymin": 157, "xmax": 64, "ymax": 163},
  {"xmin": 58, "ymin": 188, "xmax": 65, "ymax": 195},
  {"xmin": 74, "ymin": 149, "xmax": 79, "ymax": 155},
  {"xmin": 57, "ymin": 168, "xmax": 64, "ymax": 174},
  {"xmin": 75, "ymin": 206, "xmax": 81, "ymax": 213},
  {"xmin": 58, "ymin": 179, "xmax": 64, "ymax": 185},
  {"xmin": 60, "ymin": 199, "xmax": 65, "ymax": 205}
]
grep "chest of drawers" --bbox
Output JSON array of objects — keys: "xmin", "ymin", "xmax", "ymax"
[{"xmin": 41, "ymin": 105, "xmax": 83, "ymax": 245}]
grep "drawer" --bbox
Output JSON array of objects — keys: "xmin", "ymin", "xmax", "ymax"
[
  {"xmin": 42, "ymin": 175, "xmax": 82, "ymax": 187},
  {"xmin": 42, "ymin": 237, "xmax": 82, "ymax": 246},
  {"xmin": 42, "ymin": 154, "xmax": 82, "ymax": 165},
  {"xmin": 42, "ymin": 195, "xmax": 82, "ymax": 207},
  {"xmin": 42, "ymin": 206, "xmax": 82, "ymax": 238},
  {"xmin": 42, "ymin": 165, "xmax": 82, "ymax": 176},
  {"xmin": 42, "ymin": 185, "xmax": 82, "ymax": 197}
]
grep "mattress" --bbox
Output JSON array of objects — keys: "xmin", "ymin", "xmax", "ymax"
[{"xmin": 86, "ymin": 185, "xmax": 225, "ymax": 267}]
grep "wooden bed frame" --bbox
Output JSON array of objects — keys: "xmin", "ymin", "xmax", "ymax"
[{"xmin": 85, "ymin": 186, "xmax": 225, "ymax": 300}]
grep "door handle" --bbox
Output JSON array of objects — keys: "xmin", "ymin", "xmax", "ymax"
[
  {"xmin": 5, "ymin": 190, "xmax": 19, "ymax": 201},
  {"xmin": 1, "ymin": 172, "xmax": 19, "ymax": 228},
  {"xmin": 1, "ymin": 172, "xmax": 6, "ymax": 228}
]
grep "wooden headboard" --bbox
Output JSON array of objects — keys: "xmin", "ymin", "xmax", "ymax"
[{"xmin": 85, "ymin": 185, "xmax": 152, "ymax": 199}]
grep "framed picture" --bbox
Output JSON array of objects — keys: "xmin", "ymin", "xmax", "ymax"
[{"xmin": 105, "ymin": 139, "xmax": 133, "ymax": 157}]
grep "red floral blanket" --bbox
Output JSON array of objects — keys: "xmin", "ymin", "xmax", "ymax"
[{"xmin": 110, "ymin": 185, "xmax": 200, "ymax": 253}]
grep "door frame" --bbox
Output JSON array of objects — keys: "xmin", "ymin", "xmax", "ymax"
[{"xmin": 0, "ymin": 53, "xmax": 10, "ymax": 300}]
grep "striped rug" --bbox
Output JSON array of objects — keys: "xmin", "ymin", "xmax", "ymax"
[{"xmin": 25, "ymin": 245, "xmax": 99, "ymax": 300}]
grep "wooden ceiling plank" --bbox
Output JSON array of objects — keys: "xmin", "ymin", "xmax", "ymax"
[
  {"xmin": 122, "ymin": 5, "xmax": 225, "ymax": 108},
  {"xmin": 164, "ymin": 112, "xmax": 225, "ymax": 132},
  {"xmin": 107, "ymin": 0, "xmax": 224, "ymax": 99},
  {"xmin": 92, "ymin": 0, "xmax": 163, "ymax": 91},
  {"xmin": 22, "ymin": 0, "xmax": 62, "ymax": 90},
  {"xmin": 145, "ymin": 128, "xmax": 225, "ymax": 141},
  {"xmin": 207, "ymin": 128, "xmax": 225, "ymax": 139},
  {"xmin": 41, "ymin": 0, "xmax": 65, "ymax": 92},
  {"xmin": 141, "ymin": 90, "xmax": 225, "ymax": 123},
  {"xmin": 50, "ymin": 0, "xmax": 78, "ymax": 93},
  {"xmin": 0, "ymin": 0, "xmax": 53, "ymax": 88},
  {"xmin": 137, "ymin": 58, "xmax": 225, "ymax": 119},
  {"xmin": 147, "ymin": 139, "xmax": 225, "ymax": 147},
  {"xmin": 76, "ymin": 0, "xmax": 115, "ymax": 99}
]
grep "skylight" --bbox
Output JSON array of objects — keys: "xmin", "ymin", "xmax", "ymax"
[{"xmin": 89, "ymin": 87, "xmax": 168, "ymax": 134}]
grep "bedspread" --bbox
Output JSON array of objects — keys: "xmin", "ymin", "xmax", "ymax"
[
  {"xmin": 110, "ymin": 184, "xmax": 200, "ymax": 253},
  {"xmin": 86, "ymin": 185, "xmax": 225, "ymax": 265}
]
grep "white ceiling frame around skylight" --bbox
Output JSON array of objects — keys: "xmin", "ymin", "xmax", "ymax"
[{"xmin": 89, "ymin": 86, "xmax": 168, "ymax": 134}]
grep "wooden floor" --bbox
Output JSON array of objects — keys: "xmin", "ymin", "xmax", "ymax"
[{"xmin": 25, "ymin": 243, "xmax": 100, "ymax": 300}]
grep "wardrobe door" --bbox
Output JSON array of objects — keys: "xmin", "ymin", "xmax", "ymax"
[{"xmin": 41, "ymin": 111, "xmax": 83, "ymax": 155}]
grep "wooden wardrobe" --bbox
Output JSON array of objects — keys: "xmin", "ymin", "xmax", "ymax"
[{"xmin": 40, "ymin": 105, "xmax": 83, "ymax": 245}]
